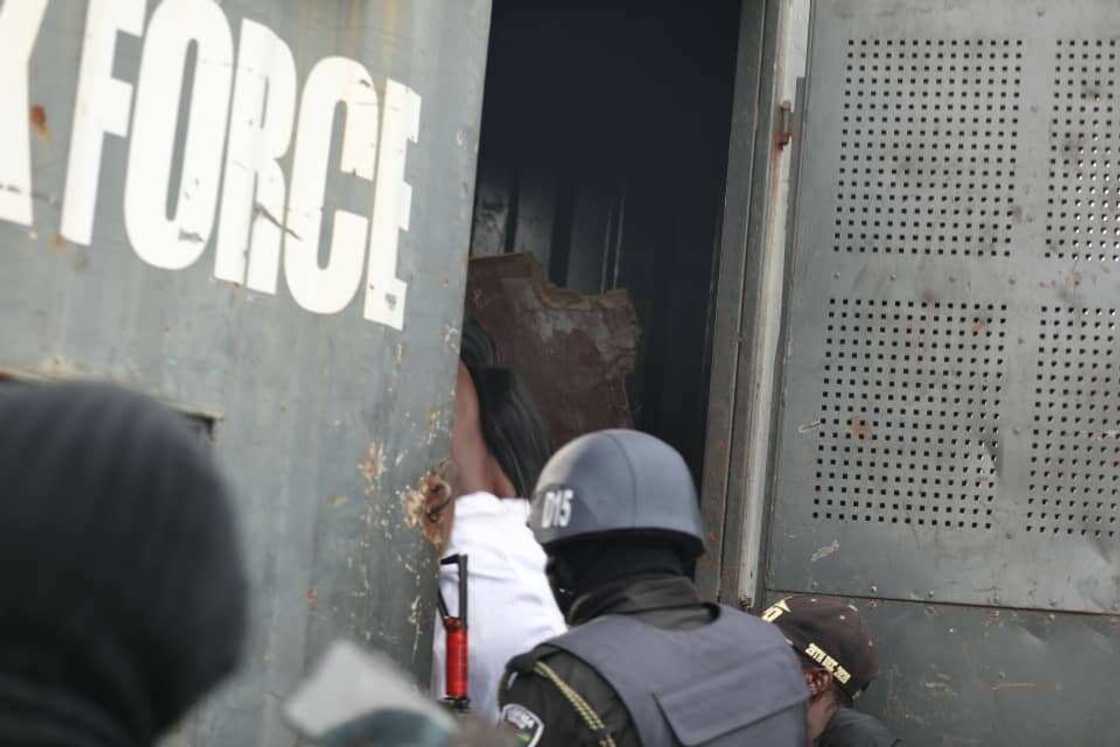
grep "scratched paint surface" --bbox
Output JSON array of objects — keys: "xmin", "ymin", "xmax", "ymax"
[
  {"xmin": 768, "ymin": 0, "xmax": 1120, "ymax": 614},
  {"xmin": 0, "ymin": 1, "xmax": 492, "ymax": 745},
  {"xmin": 760, "ymin": 1, "xmax": 1120, "ymax": 744},
  {"xmin": 761, "ymin": 594, "xmax": 1118, "ymax": 745}
]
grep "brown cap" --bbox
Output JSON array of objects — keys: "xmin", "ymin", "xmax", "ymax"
[{"xmin": 760, "ymin": 595, "xmax": 879, "ymax": 699}]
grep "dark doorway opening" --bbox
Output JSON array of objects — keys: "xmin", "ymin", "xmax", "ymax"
[{"xmin": 471, "ymin": 0, "xmax": 742, "ymax": 478}]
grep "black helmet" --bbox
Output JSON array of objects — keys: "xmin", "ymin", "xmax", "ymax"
[{"xmin": 529, "ymin": 429, "xmax": 705, "ymax": 557}]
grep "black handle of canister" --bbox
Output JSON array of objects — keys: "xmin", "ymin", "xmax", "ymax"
[{"xmin": 438, "ymin": 554, "xmax": 469, "ymax": 627}]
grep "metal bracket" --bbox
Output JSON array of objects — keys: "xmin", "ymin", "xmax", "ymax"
[{"xmin": 775, "ymin": 101, "xmax": 794, "ymax": 150}]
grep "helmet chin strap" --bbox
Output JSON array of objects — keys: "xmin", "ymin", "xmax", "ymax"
[
  {"xmin": 545, "ymin": 555, "xmax": 580, "ymax": 617},
  {"xmin": 545, "ymin": 539, "xmax": 688, "ymax": 620}
]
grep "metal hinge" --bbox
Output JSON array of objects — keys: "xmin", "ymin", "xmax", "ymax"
[{"xmin": 775, "ymin": 100, "xmax": 794, "ymax": 150}]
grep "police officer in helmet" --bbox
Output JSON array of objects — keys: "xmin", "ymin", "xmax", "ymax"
[{"xmin": 498, "ymin": 429, "xmax": 809, "ymax": 746}]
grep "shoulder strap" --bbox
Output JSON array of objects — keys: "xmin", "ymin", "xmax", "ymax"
[
  {"xmin": 531, "ymin": 661, "xmax": 616, "ymax": 747},
  {"xmin": 500, "ymin": 649, "xmax": 617, "ymax": 747}
]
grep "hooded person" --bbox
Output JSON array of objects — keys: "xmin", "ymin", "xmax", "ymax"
[
  {"xmin": 497, "ymin": 429, "xmax": 809, "ymax": 746},
  {"xmin": 0, "ymin": 382, "xmax": 248, "ymax": 747},
  {"xmin": 426, "ymin": 320, "xmax": 565, "ymax": 721}
]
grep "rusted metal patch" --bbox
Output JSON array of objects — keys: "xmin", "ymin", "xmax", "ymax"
[
  {"xmin": 29, "ymin": 104, "xmax": 49, "ymax": 142},
  {"xmin": 465, "ymin": 253, "xmax": 640, "ymax": 450},
  {"xmin": 402, "ymin": 462, "xmax": 454, "ymax": 549}
]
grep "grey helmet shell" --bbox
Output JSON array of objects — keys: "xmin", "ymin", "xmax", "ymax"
[{"xmin": 529, "ymin": 429, "xmax": 705, "ymax": 557}]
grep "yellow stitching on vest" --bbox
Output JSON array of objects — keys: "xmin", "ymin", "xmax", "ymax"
[{"xmin": 532, "ymin": 662, "xmax": 617, "ymax": 747}]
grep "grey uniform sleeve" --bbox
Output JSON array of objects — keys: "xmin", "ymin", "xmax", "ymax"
[{"xmin": 816, "ymin": 707, "xmax": 900, "ymax": 747}]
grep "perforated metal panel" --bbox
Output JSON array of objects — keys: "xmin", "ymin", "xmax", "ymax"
[
  {"xmin": 817, "ymin": 299, "xmax": 1004, "ymax": 530},
  {"xmin": 1047, "ymin": 41, "xmax": 1120, "ymax": 261},
  {"xmin": 837, "ymin": 39, "xmax": 1021, "ymax": 258},
  {"xmin": 769, "ymin": 0, "xmax": 1120, "ymax": 613},
  {"xmin": 1029, "ymin": 305, "xmax": 1120, "ymax": 539}
]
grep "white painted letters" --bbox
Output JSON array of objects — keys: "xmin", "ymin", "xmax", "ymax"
[
  {"xmin": 125, "ymin": 0, "xmax": 233, "ymax": 270},
  {"xmin": 0, "ymin": 0, "xmax": 48, "ymax": 228},
  {"xmin": 284, "ymin": 57, "xmax": 378, "ymax": 315},
  {"xmin": 214, "ymin": 19, "xmax": 297, "ymax": 292},
  {"xmin": 9, "ymin": 3, "xmax": 426, "ymax": 331},
  {"xmin": 365, "ymin": 81, "xmax": 420, "ymax": 331},
  {"xmin": 540, "ymin": 488, "xmax": 574, "ymax": 529},
  {"xmin": 60, "ymin": 0, "xmax": 145, "ymax": 245}
]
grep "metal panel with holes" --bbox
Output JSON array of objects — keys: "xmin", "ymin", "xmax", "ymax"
[
  {"xmin": 769, "ymin": 0, "xmax": 1120, "ymax": 614},
  {"xmin": 761, "ymin": 591, "xmax": 1119, "ymax": 744}
]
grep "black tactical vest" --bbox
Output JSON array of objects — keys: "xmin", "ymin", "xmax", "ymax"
[{"xmin": 542, "ymin": 605, "xmax": 808, "ymax": 746}]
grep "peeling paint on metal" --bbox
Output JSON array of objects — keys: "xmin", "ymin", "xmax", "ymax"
[
  {"xmin": 810, "ymin": 540, "xmax": 839, "ymax": 563},
  {"xmin": 402, "ymin": 464, "xmax": 451, "ymax": 548},
  {"xmin": 29, "ymin": 104, "xmax": 49, "ymax": 142},
  {"xmin": 408, "ymin": 594, "xmax": 424, "ymax": 660},
  {"xmin": 444, "ymin": 324, "xmax": 460, "ymax": 347},
  {"xmin": 358, "ymin": 442, "xmax": 386, "ymax": 495},
  {"xmin": 798, "ymin": 419, "xmax": 822, "ymax": 434}
]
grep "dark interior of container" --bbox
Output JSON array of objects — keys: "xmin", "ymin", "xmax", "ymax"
[{"xmin": 471, "ymin": 0, "xmax": 742, "ymax": 478}]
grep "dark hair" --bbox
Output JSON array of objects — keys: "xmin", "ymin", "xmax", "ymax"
[
  {"xmin": 460, "ymin": 319, "xmax": 552, "ymax": 497},
  {"xmin": 460, "ymin": 318, "xmax": 498, "ymax": 374}
]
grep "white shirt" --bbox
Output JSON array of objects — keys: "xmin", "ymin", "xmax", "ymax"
[{"xmin": 430, "ymin": 492, "xmax": 567, "ymax": 722}]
